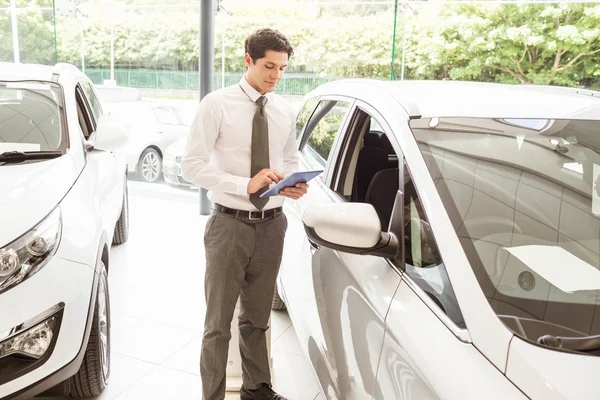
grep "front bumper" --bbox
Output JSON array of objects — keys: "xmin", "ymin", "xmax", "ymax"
[
  {"xmin": 0, "ymin": 256, "xmax": 95, "ymax": 399},
  {"xmin": 163, "ymin": 161, "xmax": 193, "ymax": 188}
]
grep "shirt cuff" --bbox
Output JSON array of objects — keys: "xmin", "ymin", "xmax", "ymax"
[{"xmin": 235, "ymin": 177, "xmax": 251, "ymax": 196}]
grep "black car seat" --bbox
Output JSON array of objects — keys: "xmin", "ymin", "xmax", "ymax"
[
  {"xmin": 351, "ymin": 142, "xmax": 389, "ymax": 203},
  {"xmin": 365, "ymin": 168, "xmax": 400, "ymax": 231}
]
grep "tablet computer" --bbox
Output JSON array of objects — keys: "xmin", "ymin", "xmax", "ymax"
[{"xmin": 259, "ymin": 169, "xmax": 323, "ymax": 198}]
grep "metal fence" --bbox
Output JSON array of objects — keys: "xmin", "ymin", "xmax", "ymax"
[
  {"xmin": 85, "ymin": 69, "xmax": 340, "ymax": 95},
  {"xmin": 85, "ymin": 68, "xmax": 600, "ymax": 95}
]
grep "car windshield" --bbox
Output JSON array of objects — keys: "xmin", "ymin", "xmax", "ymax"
[
  {"xmin": 0, "ymin": 81, "xmax": 65, "ymax": 153},
  {"xmin": 410, "ymin": 117, "xmax": 600, "ymax": 348}
]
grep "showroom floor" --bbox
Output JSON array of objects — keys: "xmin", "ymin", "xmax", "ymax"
[{"xmin": 42, "ymin": 182, "xmax": 323, "ymax": 400}]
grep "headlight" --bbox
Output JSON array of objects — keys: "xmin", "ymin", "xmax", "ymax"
[{"xmin": 0, "ymin": 207, "xmax": 62, "ymax": 293}]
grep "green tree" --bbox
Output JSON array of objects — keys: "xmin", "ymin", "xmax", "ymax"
[
  {"xmin": 432, "ymin": 3, "xmax": 600, "ymax": 85},
  {"xmin": 0, "ymin": 2, "xmax": 56, "ymax": 64}
]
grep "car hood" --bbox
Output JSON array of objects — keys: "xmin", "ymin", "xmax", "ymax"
[
  {"xmin": 506, "ymin": 335, "xmax": 600, "ymax": 399},
  {"xmin": 0, "ymin": 155, "xmax": 77, "ymax": 247}
]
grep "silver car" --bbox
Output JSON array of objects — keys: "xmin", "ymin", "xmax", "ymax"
[{"xmin": 276, "ymin": 79, "xmax": 600, "ymax": 399}]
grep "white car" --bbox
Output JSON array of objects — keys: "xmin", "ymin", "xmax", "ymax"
[
  {"xmin": 104, "ymin": 101, "xmax": 190, "ymax": 183},
  {"xmin": 163, "ymin": 137, "xmax": 194, "ymax": 188},
  {"xmin": 0, "ymin": 63, "xmax": 129, "ymax": 399},
  {"xmin": 276, "ymin": 79, "xmax": 600, "ymax": 399}
]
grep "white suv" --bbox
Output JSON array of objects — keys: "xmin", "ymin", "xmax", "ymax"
[{"xmin": 0, "ymin": 63, "xmax": 129, "ymax": 399}]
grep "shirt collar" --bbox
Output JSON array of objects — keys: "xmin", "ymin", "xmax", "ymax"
[{"xmin": 239, "ymin": 75, "xmax": 271, "ymax": 103}]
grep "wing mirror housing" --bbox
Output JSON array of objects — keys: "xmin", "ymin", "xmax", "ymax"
[
  {"xmin": 87, "ymin": 119, "xmax": 129, "ymax": 152},
  {"xmin": 302, "ymin": 203, "xmax": 400, "ymax": 259}
]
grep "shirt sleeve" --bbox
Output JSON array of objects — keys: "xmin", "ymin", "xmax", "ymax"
[
  {"xmin": 181, "ymin": 95, "xmax": 251, "ymax": 195},
  {"xmin": 281, "ymin": 104, "xmax": 300, "ymax": 177}
]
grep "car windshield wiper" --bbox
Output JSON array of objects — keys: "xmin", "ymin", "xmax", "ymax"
[
  {"xmin": 0, "ymin": 151, "xmax": 62, "ymax": 164},
  {"xmin": 539, "ymin": 333, "xmax": 600, "ymax": 353}
]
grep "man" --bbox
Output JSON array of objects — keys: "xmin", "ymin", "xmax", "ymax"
[{"xmin": 181, "ymin": 28, "xmax": 307, "ymax": 400}]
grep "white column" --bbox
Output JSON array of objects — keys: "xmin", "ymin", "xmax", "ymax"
[
  {"xmin": 80, "ymin": 20, "xmax": 85, "ymax": 72},
  {"xmin": 10, "ymin": 0, "xmax": 20, "ymax": 64},
  {"xmin": 110, "ymin": 21, "xmax": 115, "ymax": 81}
]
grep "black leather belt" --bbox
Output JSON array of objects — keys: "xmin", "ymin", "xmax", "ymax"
[{"xmin": 213, "ymin": 204, "xmax": 282, "ymax": 220}]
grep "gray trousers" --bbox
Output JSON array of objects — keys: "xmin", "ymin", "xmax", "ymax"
[{"xmin": 200, "ymin": 208, "xmax": 288, "ymax": 400}]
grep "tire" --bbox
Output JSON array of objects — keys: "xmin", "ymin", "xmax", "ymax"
[
  {"xmin": 271, "ymin": 281, "xmax": 286, "ymax": 310},
  {"xmin": 138, "ymin": 147, "xmax": 162, "ymax": 183},
  {"xmin": 113, "ymin": 178, "xmax": 129, "ymax": 245},
  {"xmin": 70, "ymin": 263, "xmax": 111, "ymax": 398}
]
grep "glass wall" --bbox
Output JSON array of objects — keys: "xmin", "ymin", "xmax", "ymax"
[{"xmin": 2, "ymin": 0, "xmax": 599, "ymax": 189}]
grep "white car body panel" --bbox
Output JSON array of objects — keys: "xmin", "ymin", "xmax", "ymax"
[
  {"xmin": 0, "ymin": 155, "xmax": 77, "ymax": 248},
  {"xmin": 507, "ymin": 337, "xmax": 600, "ymax": 400},
  {"xmin": 378, "ymin": 281, "xmax": 527, "ymax": 400}
]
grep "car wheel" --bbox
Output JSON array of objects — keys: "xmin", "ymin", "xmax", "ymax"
[
  {"xmin": 113, "ymin": 177, "xmax": 129, "ymax": 245},
  {"xmin": 271, "ymin": 281, "xmax": 286, "ymax": 310},
  {"xmin": 139, "ymin": 148, "xmax": 162, "ymax": 183},
  {"xmin": 70, "ymin": 263, "xmax": 111, "ymax": 398}
]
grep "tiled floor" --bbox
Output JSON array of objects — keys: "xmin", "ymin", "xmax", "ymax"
[{"xmin": 42, "ymin": 181, "xmax": 322, "ymax": 400}]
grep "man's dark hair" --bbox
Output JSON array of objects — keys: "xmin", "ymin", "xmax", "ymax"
[{"xmin": 244, "ymin": 28, "xmax": 294, "ymax": 62}]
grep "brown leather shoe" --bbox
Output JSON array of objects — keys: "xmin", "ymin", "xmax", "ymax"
[{"xmin": 240, "ymin": 383, "xmax": 289, "ymax": 400}]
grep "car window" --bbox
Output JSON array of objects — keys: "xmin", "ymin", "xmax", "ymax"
[
  {"xmin": 301, "ymin": 100, "xmax": 351, "ymax": 166},
  {"xmin": 75, "ymin": 86, "xmax": 94, "ymax": 139},
  {"xmin": 403, "ymin": 159, "xmax": 465, "ymax": 328},
  {"xmin": 80, "ymin": 82, "xmax": 103, "ymax": 125},
  {"xmin": 332, "ymin": 110, "xmax": 400, "ymax": 226},
  {"xmin": 0, "ymin": 81, "xmax": 66, "ymax": 153},
  {"xmin": 296, "ymin": 97, "xmax": 319, "ymax": 140},
  {"xmin": 153, "ymin": 106, "xmax": 179, "ymax": 125}
]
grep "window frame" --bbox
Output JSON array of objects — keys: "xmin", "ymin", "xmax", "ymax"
[
  {"xmin": 79, "ymin": 81, "xmax": 103, "ymax": 124},
  {"xmin": 75, "ymin": 84, "xmax": 96, "ymax": 138},
  {"xmin": 298, "ymin": 95, "xmax": 355, "ymax": 186}
]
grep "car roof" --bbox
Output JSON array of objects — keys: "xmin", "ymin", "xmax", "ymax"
[
  {"xmin": 309, "ymin": 79, "xmax": 600, "ymax": 120},
  {"xmin": 0, "ymin": 62, "xmax": 86, "ymax": 85}
]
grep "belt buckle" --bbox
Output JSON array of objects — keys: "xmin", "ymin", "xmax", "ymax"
[{"xmin": 248, "ymin": 210, "xmax": 265, "ymax": 220}]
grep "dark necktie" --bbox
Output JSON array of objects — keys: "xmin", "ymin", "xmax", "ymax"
[{"xmin": 249, "ymin": 96, "xmax": 270, "ymax": 210}]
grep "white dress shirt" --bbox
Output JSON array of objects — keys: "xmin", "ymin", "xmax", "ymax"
[{"xmin": 181, "ymin": 77, "xmax": 299, "ymax": 211}]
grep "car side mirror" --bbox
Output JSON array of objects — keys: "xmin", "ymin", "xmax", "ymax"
[
  {"xmin": 302, "ymin": 203, "xmax": 400, "ymax": 259},
  {"xmin": 88, "ymin": 120, "xmax": 129, "ymax": 152}
]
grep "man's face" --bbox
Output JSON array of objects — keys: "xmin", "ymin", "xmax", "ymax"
[{"xmin": 245, "ymin": 50, "xmax": 289, "ymax": 94}]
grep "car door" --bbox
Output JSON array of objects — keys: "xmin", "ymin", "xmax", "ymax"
[
  {"xmin": 292, "ymin": 99, "xmax": 403, "ymax": 400},
  {"xmin": 77, "ymin": 82, "xmax": 121, "ymax": 234}
]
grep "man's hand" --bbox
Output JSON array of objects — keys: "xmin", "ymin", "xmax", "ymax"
[
  {"xmin": 279, "ymin": 183, "xmax": 308, "ymax": 200},
  {"xmin": 247, "ymin": 169, "xmax": 284, "ymax": 194}
]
